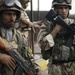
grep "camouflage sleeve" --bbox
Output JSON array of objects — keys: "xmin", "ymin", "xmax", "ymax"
[
  {"xmin": 37, "ymin": 21, "xmax": 55, "ymax": 51},
  {"xmin": 20, "ymin": 10, "xmax": 29, "ymax": 20}
]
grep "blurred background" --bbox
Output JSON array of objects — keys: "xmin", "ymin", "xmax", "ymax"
[{"xmin": 26, "ymin": 0, "xmax": 75, "ymax": 21}]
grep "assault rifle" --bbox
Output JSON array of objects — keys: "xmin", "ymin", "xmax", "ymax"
[
  {"xmin": 0, "ymin": 37, "xmax": 36, "ymax": 75},
  {"xmin": 45, "ymin": 9, "xmax": 75, "ymax": 47}
]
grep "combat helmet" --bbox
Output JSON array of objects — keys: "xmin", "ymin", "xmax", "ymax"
[
  {"xmin": 52, "ymin": 0, "xmax": 72, "ymax": 9},
  {"xmin": 0, "ymin": 0, "xmax": 22, "ymax": 20},
  {"xmin": 18, "ymin": 0, "xmax": 31, "ymax": 3}
]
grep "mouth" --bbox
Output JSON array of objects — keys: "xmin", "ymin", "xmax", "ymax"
[
  {"xmin": 8, "ymin": 21, "xmax": 15, "ymax": 25},
  {"xmin": 62, "ymin": 14, "xmax": 67, "ymax": 16},
  {"xmin": 60, "ymin": 14, "xmax": 67, "ymax": 18}
]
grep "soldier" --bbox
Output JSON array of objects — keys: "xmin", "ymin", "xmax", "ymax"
[
  {"xmin": 18, "ymin": 0, "xmax": 41, "ymax": 29},
  {"xmin": 18, "ymin": 0, "xmax": 33, "ymax": 28},
  {"xmin": 37, "ymin": 0, "xmax": 75, "ymax": 75},
  {"xmin": 17, "ymin": 0, "xmax": 41, "ymax": 47},
  {"xmin": 0, "ymin": 0, "xmax": 43, "ymax": 75}
]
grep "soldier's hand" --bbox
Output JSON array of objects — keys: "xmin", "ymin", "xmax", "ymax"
[
  {"xmin": 36, "ymin": 68, "xmax": 43, "ymax": 75},
  {"xmin": 28, "ymin": 22, "xmax": 34, "ymax": 27},
  {"xmin": 0, "ymin": 54, "xmax": 16, "ymax": 71},
  {"xmin": 40, "ymin": 40, "xmax": 48, "ymax": 50},
  {"xmin": 34, "ymin": 24, "xmax": 41, "ymax": 29}
]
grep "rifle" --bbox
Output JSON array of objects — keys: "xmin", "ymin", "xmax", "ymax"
[
  {"xmin": 0, "ymin": 37, "xmax": 36, "ymax": 75},
  {"xmin": 45, "ymin": 9, "xmax": 75, "ymax": 47}
]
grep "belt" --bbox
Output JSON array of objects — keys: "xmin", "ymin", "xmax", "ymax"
[{"xmin": 52, "ymin": 60, "xmax": 75, "ymax": 64}]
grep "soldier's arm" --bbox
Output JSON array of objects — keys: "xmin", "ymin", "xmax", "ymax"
[
  {"xmin": 0, "ymin": 53, "xmax": 16, "ymax": 71},
  {"xmin": 51, "ymin": 24, "xmax": 63, "ymax": 39},
  {"xmin": 20, "ymin": 16, "xmax": 34, "ymax": 27},
  {"xmin": 0, "ymin": 37, "xmax": 16, "ymax": 70},
  {"xmin": 20, "ymin": 11, "xmax": 34, "ymax": 27},
  {"xmin": 37, "ymin": 23, "xmax": 63, "ymax": 50}
]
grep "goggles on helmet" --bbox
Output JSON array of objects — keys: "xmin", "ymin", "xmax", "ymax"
[
  {"xmin": 5, "ymin": 0, "xmax": 22, "ymax": 8},
  {"xmin": 53, "ymin": 0, "xmax": 71, "ymax": 4}
]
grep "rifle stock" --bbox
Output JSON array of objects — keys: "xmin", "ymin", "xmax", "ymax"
[{"xmin": 0, "ymin": 37, "xmax": 36, "ymax": 75}]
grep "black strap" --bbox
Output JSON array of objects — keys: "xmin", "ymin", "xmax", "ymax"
[{"xmin": 52, "ymin": 60, "xmax": 75, "ymax": 64}]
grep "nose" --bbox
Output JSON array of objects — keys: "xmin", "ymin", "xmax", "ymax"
[
  {"xmin": 62, "ymin": 8, "xmax": 66, "ymax": 13},
  {"xmin": 9, "ymin": 13, "xmax": 16, "ymax": 21},
  {"xmin": 10, "ymin": 14, "xmax": 15, "ymax": 21}
]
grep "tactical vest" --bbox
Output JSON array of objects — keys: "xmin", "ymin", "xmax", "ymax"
[{"xmin": 51, "ymin": 18, "xmax": 75, "ymax": 62}]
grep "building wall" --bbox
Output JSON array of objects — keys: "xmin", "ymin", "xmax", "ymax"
[{"xmin": 26, "ymin": 11, "xmax": 49, "ymax": 21}]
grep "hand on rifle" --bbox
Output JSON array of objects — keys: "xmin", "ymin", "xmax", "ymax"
[
  {"xmin": 0, "ymin": 37, "xmax": 16, "ymax": 70},
  {"xmin": 0, "ymin": 53, "xmax": 16, "ymax": 71},
  {"xmin": 51, "ymin": 24, "xmax": 63, "ymax": 39}
]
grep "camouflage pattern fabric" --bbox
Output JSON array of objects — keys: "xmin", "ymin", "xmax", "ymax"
[
  {"xmin": 48, "ymin": 59, "xmax": 75, "ymax": 75},
  {"xmin": 37, "ymin": 18, "xmax": 75, "ymax": 75},
  {"xmin": 16, "ymin": 9, "xmax": 30, "ymax": 43},
  {"xmin": 0, "ymin": 28, "xmax": 30, "ymax": 75}
]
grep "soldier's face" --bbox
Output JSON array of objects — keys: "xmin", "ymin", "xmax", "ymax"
[
  {"xmin": 1, "ymin": 10, "xmax": 17, "ymax": 29},
  {"xmin": 22, "ymin": 2, "xmax": 29, "ymax": 9},
  {"xmin": 55, "ymin": 6, "xmax": 69, "ymax": 19}
]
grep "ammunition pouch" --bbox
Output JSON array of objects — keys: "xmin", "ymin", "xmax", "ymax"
[{"xmin": 52, "ymin": 43, "xmax": 75, "ymax": 62}]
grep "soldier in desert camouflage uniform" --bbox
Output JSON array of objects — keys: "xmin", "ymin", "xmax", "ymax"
[
  {"xmin": 17, "ymin": 0, "xmax": 41, "ymax": 46},
  {"xmin": 0, "ymin": 0, "xmax": 43, "ymax": 75},
  {"xmin": 37, "ymin": 0, "xmax": 75, "ymax": 75}
]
